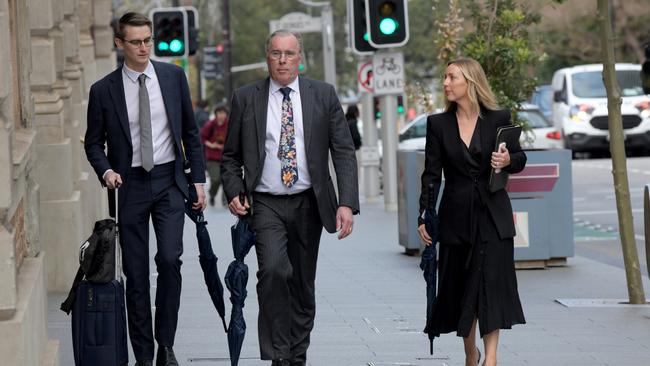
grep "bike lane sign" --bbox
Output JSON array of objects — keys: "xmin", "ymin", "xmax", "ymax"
[{"xmin": 372, "ymin": 51, "xmax": 405, "ymax": 96}]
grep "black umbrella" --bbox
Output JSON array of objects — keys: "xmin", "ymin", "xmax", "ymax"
[
  {"xmin": 184, "ymin": 164, "xmax": 227, "ymax": 332},
  {"xmin": 225, "ymin": 195, "xmax": 256, "ymax": 366},
  {"xmin": 420, "ymin": 183, "xmax": 439, "ymax": 355}
]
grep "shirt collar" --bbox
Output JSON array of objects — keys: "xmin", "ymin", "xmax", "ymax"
[
  {"xmin": 269, "ymin": 77, "xmax": 300, "ymax": 96},
  {"xmin": 123, "ymin": 61, "xmax": 155, "ymax": 83}
]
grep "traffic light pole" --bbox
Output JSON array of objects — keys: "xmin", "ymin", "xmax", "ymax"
[
  {"xmin": 361, "ymin": 91, "xmax": 380, "ymax": 202},
  {"xmin": 380, "ymin": 94, "xmax": 398, "ymax": 211},
  {"xmin": 320, "ymin": 5, "xmax": 337, "ymax": 90},
  {"xmin": 222, "ymin": 0, "xmax": 233, "ymax": 101},
  {"xmin": 297, "ymin": 0, "xmax": 337, "ymax": 90}
]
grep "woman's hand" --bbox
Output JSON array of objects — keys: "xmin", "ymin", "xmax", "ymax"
[
  {"xmin": 418, "ymin": 224, "xmax": 433, "ymax": 246},
  {"xmin": 491, "ymin": 143, "xmax": 510, "ymax": 170}
]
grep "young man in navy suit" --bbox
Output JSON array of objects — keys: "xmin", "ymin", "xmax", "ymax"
[{"xmin": 84, "ymin": 12, "xmax": 206, "ymax": 366}]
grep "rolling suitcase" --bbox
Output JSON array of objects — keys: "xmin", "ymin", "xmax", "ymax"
[{"xmin": 62, "ymin": 189, "xmax": 128, "ymax": 366}]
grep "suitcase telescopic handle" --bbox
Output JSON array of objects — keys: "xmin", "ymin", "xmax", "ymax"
[{"xmin": 108, "ymin": 188, "xmax": 122, "ymax": 281}]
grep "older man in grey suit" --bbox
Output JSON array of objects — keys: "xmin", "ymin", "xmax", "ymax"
[{"xmin": 221, "ymin": 30, "xmax": 359, "ymax": 366}]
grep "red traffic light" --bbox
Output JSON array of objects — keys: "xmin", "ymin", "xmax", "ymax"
[{"xmin": 215, "ymin": 43, "xmax": 224, "ymax": 53}]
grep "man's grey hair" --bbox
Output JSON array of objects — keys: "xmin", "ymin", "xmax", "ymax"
[{"xmin": 265, "ymin": 29, "xmax": 303, "ymax": 54}]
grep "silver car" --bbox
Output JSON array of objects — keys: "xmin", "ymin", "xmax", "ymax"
[{"xmin": 398, "ymin": 104, "xmax": 562, "ymax": 151}]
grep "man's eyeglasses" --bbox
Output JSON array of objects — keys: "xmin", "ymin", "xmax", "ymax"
[
  {"xmin": 121, "ymin": 37, "xmax": 154, "ymax": 47},
  {"xmin": 268, "ymin": 50, "xmax": 299, "ymax": 61}
]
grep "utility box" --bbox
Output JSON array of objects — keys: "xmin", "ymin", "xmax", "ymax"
[
  {"xmin": 397, "ymin": 149, "xmax": 574, "ymax": 267},
  {"xmin": 508, "ymin": 149, "xmax": 574, "ymax": 267},
  {"xmin": 397, "ymin": 150, "xmax": 426, "ymax": 254}
]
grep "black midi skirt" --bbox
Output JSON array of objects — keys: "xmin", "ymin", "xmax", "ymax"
[{"xmin": 429, "ymin": 207, "xmax": 526, "ymax": 339}]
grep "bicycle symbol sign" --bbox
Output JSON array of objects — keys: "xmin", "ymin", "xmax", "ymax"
[{"xmin": 372, "ymin": 52, "xmax": 405, "ymax": 96}]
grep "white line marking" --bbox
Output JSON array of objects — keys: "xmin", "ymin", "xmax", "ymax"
[{"xmin": 574, "ymin": 209, "xmax": 643, "ymax": 215}]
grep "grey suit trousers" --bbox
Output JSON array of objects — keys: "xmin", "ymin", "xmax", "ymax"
[{"xmin": 251, "ymin": 189, "xmax": 323, "ymax": 363}]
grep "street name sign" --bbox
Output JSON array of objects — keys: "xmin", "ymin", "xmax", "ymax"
[{"xmin": 270, "ymin": 12, "xmax": 322, "ymax": 33}]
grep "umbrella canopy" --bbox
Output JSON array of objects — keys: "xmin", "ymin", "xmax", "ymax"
[
  {"xmin": 420, "ymin": 183, "xmax": 440, "ymax": 355},
  {"xmin": 185, "ymin": 181, "xmax": 227, "ymax": 332},
  {"xmin": 225, "ymin": 212, "xmax": 256, "ymax": 366}
]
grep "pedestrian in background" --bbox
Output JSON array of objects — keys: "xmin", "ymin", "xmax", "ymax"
[
  {"xmin": 221, "ymin": 30, "xmax": 359, "ymax": 366},
  {"xmin": 84, "ymin": 12, "xmax": 206, "ymax": 366},
  {"xmin": 345, "ymin": 104, "xmax": 362, "ymax": 150},
  {"xmin": 194, "ymin": 99, "xmax": 210, "ymax": 130},
  {"xmin": 417, "ymin": 58, "xmax": 526, "ymax": 366},
  {"xmin": 201, "ymin": 103, "xmax": 229, "ymax": 207}
]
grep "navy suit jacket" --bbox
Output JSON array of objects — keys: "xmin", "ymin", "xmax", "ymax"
[
  {"xmin": 84, "ymin": 60, "xmax": 205, "ymax": 208},
  {"xmin": 419, "ymin": 108, "xmax": 527, "ymax": 243},
  {"xmin": 221, "ymin": 77, "xmax": 359, "ymax": 233}
]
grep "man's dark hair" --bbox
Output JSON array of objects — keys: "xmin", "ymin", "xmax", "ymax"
[
  {"xmin": 214, "ymin": 102, "xmax": 229, "ymax": 115},
  {"xmin": 345, "ymin": 105, "xmax": 359, "ymax": 120},
  {"xmin": 116, "ymin": 12, "xmax": 152, "ymax": 39}
]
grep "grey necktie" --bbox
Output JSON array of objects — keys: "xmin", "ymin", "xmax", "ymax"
[{"xmin": 138, "ymin": 74, "xmax": 154, "ymax": 171}]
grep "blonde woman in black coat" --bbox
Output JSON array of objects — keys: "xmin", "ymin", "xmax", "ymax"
[{"xmin": 418, "ymin": 58, "xmax": 526, "ymax": 366}]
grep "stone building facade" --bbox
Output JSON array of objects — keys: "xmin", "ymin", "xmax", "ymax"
[{"xmin": 0, "ymin": 0, "xmax": 115, "ymax": 364}]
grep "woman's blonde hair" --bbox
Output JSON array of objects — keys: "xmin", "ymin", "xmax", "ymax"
[{"xmin": 444, "ymin": 58, "xmax": 499, "ymax": 114}]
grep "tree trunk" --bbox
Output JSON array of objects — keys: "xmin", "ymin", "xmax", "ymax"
[{"xmin": 597, "ymin": 0, "xmax": 646, "ymax": 304}]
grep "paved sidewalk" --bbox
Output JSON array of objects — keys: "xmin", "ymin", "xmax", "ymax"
[{"xmin": 49, "ymin": 200, "xmax": 650, "ymax": 365}]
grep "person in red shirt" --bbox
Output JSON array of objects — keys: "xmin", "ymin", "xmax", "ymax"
[{"xmin": 201, "ymin": 103, "xmax": 229, "ymax": 206}]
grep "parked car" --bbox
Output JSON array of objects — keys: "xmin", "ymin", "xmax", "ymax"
[
  {"xmin": 397, "ymin": 104, "xmax": 562, "ymax": 151},
  {"xmin": 530, "ymin": 84, "xmax": 553, "ymax": 121},
  {"xmin": 550, "ymin": 63, "xmax": 650, "ymax": 154}
]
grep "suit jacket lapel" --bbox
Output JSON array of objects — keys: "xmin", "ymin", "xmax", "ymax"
[
  {"xmin": 479, "ymin": 109, "xmax": 493, "ymax": 175},
  {"xmin": 299, "ymin": 77, "xmax": 313, "ymax": 153},
  {"xmin": 254, "ymin": 78, "xmax": 270, "ymax": 160},
  {"xmin": 107, "ymin": 68, "xmax": 132, "ymax": 146}
]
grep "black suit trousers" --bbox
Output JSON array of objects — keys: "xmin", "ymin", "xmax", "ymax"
[
  {"xmin": 251, "ymin": 190, "xmax": 323, "ymax": 362},
  {"xmin": 119, "ymin": 162, "xmax": 185, "ymax": 361}
]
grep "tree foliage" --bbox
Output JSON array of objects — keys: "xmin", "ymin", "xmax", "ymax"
[
  {"xmin": 534, "ymin": 0, "xmax": 650, "ymax": 82},
  {"xmin": 461, "ymin": 0, "xmax": 542, "ymax": 129}
]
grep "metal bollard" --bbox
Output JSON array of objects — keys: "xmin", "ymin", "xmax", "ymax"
[{"xmin": 645, "ymin": 184, "xmax": 649, "ymax": 279}]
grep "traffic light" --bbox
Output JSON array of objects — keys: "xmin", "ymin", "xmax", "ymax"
[
  {"xmin": 348, "ymin": 0, "xmax": 375, "ymax": 54},
  {"xmin": 185, "ymin": 7, "xmax": 199, "ymax": 56},
  {"xmin": 374, "ymin": 96, "xmax": 381, "ymax": 119},
  {"xmin": 151, "ymin": 8, "xmax": 188, "ymax": 58},
  {"xmin": 365, "ymin": 0, "xmax": 409, "ymax": 48},
  {"xmin": 397, "ymin": 94, "xmax": 404, "ymax": 114},
  {"xmin": 202, "ymin": 43, "xmax": 224, "ymax": 80},
  {"xmin": 642, "ymin": 42, "xmax": 650, "ymax": 94}
]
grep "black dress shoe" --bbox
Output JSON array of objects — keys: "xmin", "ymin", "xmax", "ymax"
[
  {"xmin": 156, "ymin": 346, "xmax": 179, "ymax": 366},
  {"xmin": 271, "ymin": 360, "xmax": 290, "ymax": 366},
  {"xmin": 290, "ymin": 362, "xmax": 306, "ymax": 366},
  {"xmin": 134, "ymin": 361, "xmax": 153, "ymax": 366}
]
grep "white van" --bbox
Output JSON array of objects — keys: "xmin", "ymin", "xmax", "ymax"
[{"xmin": 550, "ymin": 63, "xmax": 650, "ymax": 153}]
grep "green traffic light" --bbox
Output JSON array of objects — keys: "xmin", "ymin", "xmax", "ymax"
[
  {"xmin": 169, "ymin": 39, "xmax": 184, "ymax": 53},
  {"xmin": 158, "ymin": 41, "xmax": 170, "ymax": 51},
  {"xmin": 363, "ymin": 32, "xmax": 369, "ymax": 41},
  {"xmin": 379, "ymin": 18, "xmax": 398, "ymax": 35},
  {"xmin": 397, "ymin": 106, "xmax": 404, "ymax": 114},
  {"xmin": 299, "ymin": 63, "xmax": 305, "ymax": 72}
]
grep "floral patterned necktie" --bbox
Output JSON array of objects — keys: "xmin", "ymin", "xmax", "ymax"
[{"xmin": 278, "ymin": 87, "xmax": 298, "ymax": 187}]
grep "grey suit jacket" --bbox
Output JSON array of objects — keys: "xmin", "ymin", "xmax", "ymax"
[{"xmin": 221, "ymin": 77, "xmax": 359, "ymax": 233}]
